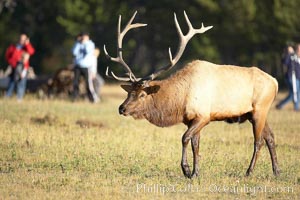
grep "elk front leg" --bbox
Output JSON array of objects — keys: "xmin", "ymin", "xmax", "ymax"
[
  {"xmin": 181, "ymin": 118, "xmax": 208, "ymax": 178},
  {"xmin": 181, "ymin": 136, "xmax": 191, "ymax": 178}
]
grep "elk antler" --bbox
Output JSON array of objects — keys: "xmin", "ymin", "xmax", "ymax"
[
  {"xmin": 143, "ymin": 11, "xmax": 213, "ymax": 81},
  {"xmin": 104, "ymin": 11, "xmax": 147, "ymax": 82}
]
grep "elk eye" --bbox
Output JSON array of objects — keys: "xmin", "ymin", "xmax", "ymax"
[
  {"xmin": 131, "ymin": 92, "xmax": 137, "ymax": 98},
  {"xmin": 139, "ymin": 93, "xmax": 146, "ymax": 98}
]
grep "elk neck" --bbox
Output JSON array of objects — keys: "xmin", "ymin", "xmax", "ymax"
[{"xmin": 142, "ymin": 71, "xmax": 190, "ymax": 127}]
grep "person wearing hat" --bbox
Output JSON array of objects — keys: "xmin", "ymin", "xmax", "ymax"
[{"xmin": 72, "ymin": 32, "xmax": 99, "ymax": 103}]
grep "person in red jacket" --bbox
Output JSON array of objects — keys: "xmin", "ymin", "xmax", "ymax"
[{"xmin": 5, "ymin": 33, "xmax": 35, "ymax": 100}]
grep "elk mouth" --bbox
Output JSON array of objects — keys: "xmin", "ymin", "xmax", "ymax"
[
  {"xmin": 122, "ymin": 111, "xmax": 139, "ymax": 119},
  {"xmin": 119, "ymin": 108, "xmax": 132, "ymax": 117},
  {"xmin": 122, "ymin": 112, "xmax": 130, "ymax": 116},
  {"xmin": 126, "ymin": 111, "xmax": 144, "ymax": 120},
  {"xmin": 119, "ymin": 105, "xmax": 144, "ymax": 119}
]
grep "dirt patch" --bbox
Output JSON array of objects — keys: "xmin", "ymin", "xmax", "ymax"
[
  {"xmin": 76, "ymin": 119, "xmax": 105, "ymax": 129},
  {"xmin": 31, "ymin": 113, "xmax": 63, "ymax": 126}
]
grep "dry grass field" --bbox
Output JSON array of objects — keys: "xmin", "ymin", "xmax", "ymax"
[{"xmin": 0, "ymin": 84, "xmax": 299, "ymax": 199}]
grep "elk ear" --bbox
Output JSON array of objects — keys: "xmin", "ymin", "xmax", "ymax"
[
  {"xmin": 144, "ymin": 85, "xmax": 160, "ymax": 94},
  {"xmin": 120, "ymin": 85, "xmax": 132, "ymax": 92}
]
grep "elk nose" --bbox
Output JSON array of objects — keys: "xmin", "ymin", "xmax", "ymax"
[{"xmin": 119, "ymin": 105, "xmax": 126, "ymax": 115}]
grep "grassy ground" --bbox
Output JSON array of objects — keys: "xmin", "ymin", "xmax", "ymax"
[{"xmin": 0, "ymin": 85, "xmax": 299, "ymax": 199}]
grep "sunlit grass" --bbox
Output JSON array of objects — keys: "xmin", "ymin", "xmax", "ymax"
[{"xmin": 0, "ymin": 85, "xmax": 299, "ymax": 199}]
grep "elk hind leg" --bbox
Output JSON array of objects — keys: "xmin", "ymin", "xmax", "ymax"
[
  {"xmin": 191, "ymin": 132, "xmax": 201, "ymax": 178},
  {"xmin": 263, "ymin": 122, "xmax": 280, "ymax": 176},
  {"xmin": 246, "ymin": 111, "xmax": 267, "ymax": 176}
]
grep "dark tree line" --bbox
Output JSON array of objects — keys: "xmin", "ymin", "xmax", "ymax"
[{"xmin": 1, "ymin": 0, "xmax": 300, "ymax": 83}]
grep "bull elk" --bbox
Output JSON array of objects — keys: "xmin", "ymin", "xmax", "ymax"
[{"xmin": 104, "ymin": 11, "xmax": 280, "ymax": 178}]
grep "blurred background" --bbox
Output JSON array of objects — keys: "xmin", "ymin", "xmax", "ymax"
[{"xmin": 1, "ymin": 0, "xmax": 300, "ymax": 84}]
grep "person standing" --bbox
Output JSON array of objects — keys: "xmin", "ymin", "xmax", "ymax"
[
  {"xmin": 72, "ymin": 32, "xmax": 99, "ymax": 103},
  {"xmin": 90, "ymin": 48, "xmax": 104, "ymax": 100},
  {"xmin": 276, "ymin": 44, "xmax": 300, "ymax": 111},
  {"xmin": 5, "ymin": 33, "xmax": 35, "ymax": 100}
]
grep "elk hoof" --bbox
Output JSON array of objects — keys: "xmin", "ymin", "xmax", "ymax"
[
  {"xmin": 191, "ymin": 171, "xmax": 199, "ymax": 179},
  {"xmin": 245, "ymin": 169, "xmax": 252, "ymax": 177},
  {"xmin": 273, "ymin": 168, "xmax": 280, "ymax": 176},
  {"xmin": 181, "ymin": 164, "xmax": 191, "ymax": 178}
]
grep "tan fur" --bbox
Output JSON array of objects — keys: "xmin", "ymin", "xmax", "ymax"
[
  {"xmin": 121, "ymin": 60, "xmax": 278, "ymax": 127},
  {"xmin": 111, "ymin": 12, "xmax": 280, "ymax": 178},
  {"xmin": 119, "ymin": 59, "xmax": 280, "ymax": 178}
]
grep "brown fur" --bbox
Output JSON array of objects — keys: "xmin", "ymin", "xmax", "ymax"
[
  {"xmin": 119, "ymin": 60, "xmax": 280, "ymax": 178},
  {"xmin": 121, "ymin": 60, "xmax": 277, "ymax": 125}
]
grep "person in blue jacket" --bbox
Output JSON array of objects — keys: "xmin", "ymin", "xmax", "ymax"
[{"xmin": 72, "ymin": 32, "xmax": 99, "ymax": 103}]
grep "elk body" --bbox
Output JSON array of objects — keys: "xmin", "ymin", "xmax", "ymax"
[{"xmin": 104, "ymin": 11, "xmax": 280, "ymax": 178}]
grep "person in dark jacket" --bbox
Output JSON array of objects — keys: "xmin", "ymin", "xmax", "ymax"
[{"xmin": 276, "ymin": 44, "xmax": 300, "ymax": 111}]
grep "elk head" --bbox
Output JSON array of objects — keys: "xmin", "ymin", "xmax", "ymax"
[{"xmin": 104, "ymin": 11, "xmax": 212, "ymax": 118}]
